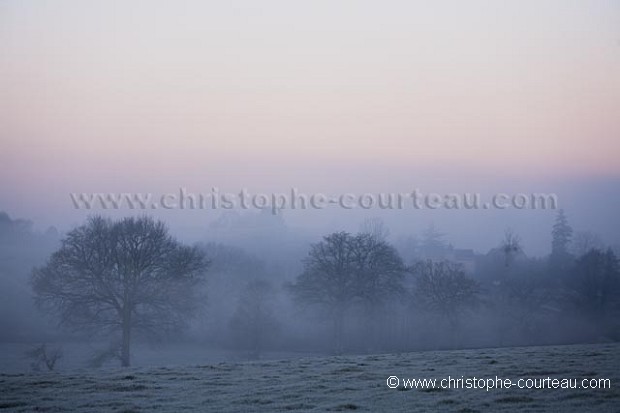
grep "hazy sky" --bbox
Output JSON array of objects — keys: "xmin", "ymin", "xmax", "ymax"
[{"xmin": 1, "ymin": 1, "xmax": 619, "ymax": 253}]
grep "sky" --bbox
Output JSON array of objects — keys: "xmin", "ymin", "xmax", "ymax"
[{"xmin": 1, "ymin": 0, "xmax": 619, "ymax": 254}]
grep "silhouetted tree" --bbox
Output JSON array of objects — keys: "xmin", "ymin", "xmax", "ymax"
[
  {"xmin": 570, "ymin": 249, "xmax": 619, "ymax": 322},
  {"xmin": 552, "ymin": 210, "xmax": 573, "ymax": 254},
  {"xmin": 32, "ymin": 216, "xmax": 209, "ymax": 367},
  {"xmin": 24, "ymin": 344, "xmax": 62, "ymax": 372},
  {"xmin": 352, "ymin": 233, "xmax": 406, "ymax": 310},
  {"xmin": 411, "ymin": 260, "xmax": 479, "ymax": 347},
  {"xmin": 495, "ymin": 262, "xmax": 553, "ymax": 345},
  {"xmin": 550, "ymin": 209, "xmax": 573, "ymax": 274},
  {"xmin": 501, "ymin": 228, "xmax": 522, "ymax": 268},
  {"xmin": 289, "ymin": 232, "xmax": 405, "ymax": 352},
  {"xmin": 352, "ymin": 232, "xmax": 406, "ymax": 351}
]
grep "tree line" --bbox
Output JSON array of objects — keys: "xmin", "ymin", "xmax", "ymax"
[{"xmin": 30, "ymin": 211, "xmax": 620, "ymax": 367}]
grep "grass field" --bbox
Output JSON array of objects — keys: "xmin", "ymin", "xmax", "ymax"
[{"xmin": 1, "ymin": 343, "xmax": 618, "ymax": 412}]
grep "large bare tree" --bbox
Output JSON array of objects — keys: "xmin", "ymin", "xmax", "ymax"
[{"xmin": 32, "ymin": 216, "xmax": 208, "ymax": 367}]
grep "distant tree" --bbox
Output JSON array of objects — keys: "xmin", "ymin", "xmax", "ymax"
[
  {"xmin": 352, "ymin": 234, "xmax": 406, "ymax": 311},
  {"xmin": 494, "ymin": 262, "xmax": 553, "ymax": 345},
  {"xmin": 352, "ymin": 232, "xmax": 407, "ymax": 351},
  {"xmin": 201, "ymin": 243, "xmax": 265, "ymax": 297},
  {"xmin": 552, "ymin": 210, "xmax": 573, "ymax": 255},
  {"xmin": 411, "ymin": 260, "xmax": 479, "ymax": 346},
  {"xmin": 229, "ymin": 279, "xmax": 279, "ymax": 359},
  {"xmin": 572, "ymin": 230, "xmax": 604, "ymax": 257},
  {"xmin": 289, "ymin": 232, "xmax": 405, "ymax": 352},
  {"xmin": 500, "ymin": 228, "xmax": 522, "ymax": 268},
  {"xmin": 198, "ymin": 243, "xmax": 266, "ymax": 340},
  {"xmin": 570, "ymin": 249, "xmax": 619, "ymax": 322},
  {"xmin": 32, "ymin": 216, "xmax": 209, "ymax": 367},
  {"xmin": 419, "ymin": 224, "xmax": 448, "ymax": 259},
  {"xmin": 24, "ymin": 344, "xmax": 62, "ymax": 372},
  {"xmin": 550, "ymin": 210, "xmax": 573, "ymax": 273},
  {"xmin": 359, "ymin": 217, "xmax": 390, "ymax": 242},
  {"xmin": 0, "ymin": 211, "xmax": 33, "ymax": 240},
  {"xmin": 395, "ymin": 235, "xmax": 419, "ymax": 265},
  {"xmin": 0, "ymin": 211, "xmax": 59, "ymax": 342}
]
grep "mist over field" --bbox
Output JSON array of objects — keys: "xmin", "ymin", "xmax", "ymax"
[{"xmin": 1, "ymin": 1, "xmax": 619, "ymax": 412}]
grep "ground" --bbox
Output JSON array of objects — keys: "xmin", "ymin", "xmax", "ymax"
[{"xmin": 1, "ymin": 343, "xmax": 618, "ymax": 412}]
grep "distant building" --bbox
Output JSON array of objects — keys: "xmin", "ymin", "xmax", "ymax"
[
  {"xmin": 450, "ymin": 248, "xmax": 476, "ymax": 274},
  {"xmin": 417, "ymin": 245, "xmax": 477, "ymax": 274}
]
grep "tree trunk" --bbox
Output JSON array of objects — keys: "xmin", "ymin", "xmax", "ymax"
[{"xmin": 121, "ymin": 307, "xmax": 131, "ymax": 367}]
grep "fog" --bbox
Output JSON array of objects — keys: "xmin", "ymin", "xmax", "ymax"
[
  {"xmin": 1, "ymin": 204, "xmax": 618, "ymax": 370},
  {"xmin": 1, "ymin": 1, "xmax": 619, "ymax": 411}
]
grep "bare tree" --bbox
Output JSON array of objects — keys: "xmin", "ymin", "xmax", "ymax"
[
  {"xmin": 411, "ymin": 260, "xmax": 479, "ymax": 346},
  {"xmin": 496, "ymin": 268, "xmax": 553, "ymax": 345},
  {"xmin": 351, "ymin": 233, "xmax": 406, "ymax": 351},
  {"xmin": 24, "ymin": 344, "xmax": 63, "ymax": 372},
  {"xmin": 289, "ymin": 232, "xmax": 405, "ymax": 353},
  {"xmin": 359, "ymin": 217, "xmax": 390, "ymax": 242},
  {"xmin": 572, "ymin": 230, "xmax": 604, "ymax": 257},
  {"xmin": 501, "ymin": 228, "xmax": 522, "ymax": 268},
  {"xmin": 32, "ymin": 216, "xmax": 209, "ymax": 367}
]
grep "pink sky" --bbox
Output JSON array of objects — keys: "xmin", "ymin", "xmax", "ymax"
[{"xmin": 1, "ymin": 0, "xmax": 619, "ymax": 243}]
